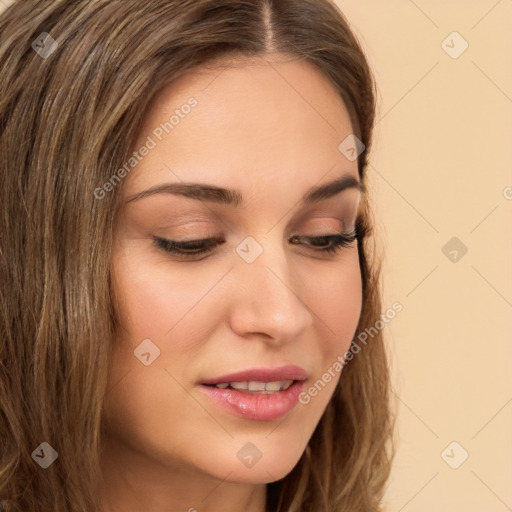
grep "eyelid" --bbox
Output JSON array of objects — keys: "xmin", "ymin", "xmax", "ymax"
[
  {"xmin": 153, "ymin": 227, "xmax": 359, "ymax": 260},
  {"xmin": 155, "ymin": 215, "xmax": 357, "ymax": 245}
]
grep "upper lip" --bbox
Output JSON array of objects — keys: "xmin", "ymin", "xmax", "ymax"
[{"xmin": 199, "ymin": 365, "xmax": 308, "ymax": 385}]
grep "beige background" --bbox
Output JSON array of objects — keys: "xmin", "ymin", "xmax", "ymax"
[
  {"xmin": 2, "ymin": 0, "xmax": 511, "ymax": 510},
  {"xmin": 335, "ymin": 1, "xmax": 512, "ymax": 511}
]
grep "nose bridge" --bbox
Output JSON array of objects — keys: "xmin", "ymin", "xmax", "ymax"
[{"xmin": 229, "ymin": 237, "xmax": 313, "ymax": 340}]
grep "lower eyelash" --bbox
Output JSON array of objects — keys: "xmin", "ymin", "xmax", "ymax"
[
  {"xmin": 154, "ymin": 227, "xmax": 360, "ymax": 258},
  {"xmin": 153, "ymin": 236, "xmax": 220, "ymax": 256},
  {"xmin": 315, "ymin": 230, "xmax": 358, "ymax": 254}
]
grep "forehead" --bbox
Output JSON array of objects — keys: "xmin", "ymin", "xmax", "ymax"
[{"xmin": 124, "ymin": 54, "xmax": 358, "ymax": 199}]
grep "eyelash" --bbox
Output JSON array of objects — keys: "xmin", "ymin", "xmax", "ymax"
[{"xmin": 153, "ymin": 223, "xmax": 363, "ymax": 259}]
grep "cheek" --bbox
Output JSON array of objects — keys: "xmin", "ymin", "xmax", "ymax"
[
  {"xmin": 110, "ymin": 242, "xmax": 212, "ymax": 343},
  {"xmin": 104, "ymin": 246, "xmax": 218, "ymax": 455},
  {"xmin": 288, "ymin": 251, "xmax": 362, "ymax": 413},
  {"xmin": 307, "ymin": 250, "xmax": 363, "ymax": 354}
]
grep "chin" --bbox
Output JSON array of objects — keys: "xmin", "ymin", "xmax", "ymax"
[
  {"xmin": 218, "ymin": 462, "xmax": 299, "ymax": 485},
  {"xmin": 199, "ymin": 441, "xmax": 306, "ymax": 484}
]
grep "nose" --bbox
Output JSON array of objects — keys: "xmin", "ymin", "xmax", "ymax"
[{"xmin": 228, "ymin": 241, "xmax": 313, "ymax": 344}]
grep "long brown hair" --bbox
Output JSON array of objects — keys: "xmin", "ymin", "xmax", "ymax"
[{"xmin": 0, "ymin": 1, "xmax": 396, "ymax": 510}]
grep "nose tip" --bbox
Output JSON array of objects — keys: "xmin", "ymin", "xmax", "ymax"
[{"xmin": 228, "ymin": 260, "xmax": 313, "ymax": 343}]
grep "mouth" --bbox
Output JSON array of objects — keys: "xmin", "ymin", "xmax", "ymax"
[
  {"xmin": 199, "ymin": 365, "xmax": 308, "ymax": 387},
  {"xmin": 204, "ymin": 379, "xmax": 295, "ymax": 393},
  {"xmin": 198, "ymin": 365, "xmax": 308, "ymax": 421}
]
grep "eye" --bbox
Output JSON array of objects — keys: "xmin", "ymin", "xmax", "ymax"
[
  {"xmin": 153, "ymin": 236, "xmax": 223, "ymax": 258},
  {"xmin": 153, "ymin": 225, "xmax": 361, "ymax": 260},
  {"xmin": 289, "ymin": 229, "xmax": 358, "ymax": 255}
]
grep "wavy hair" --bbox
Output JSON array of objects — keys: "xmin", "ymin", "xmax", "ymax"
[{"xmin": 0, "ymin": 1, "xmax": 396, "ymax": 510}]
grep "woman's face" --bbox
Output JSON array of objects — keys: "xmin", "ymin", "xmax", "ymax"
[{"xmin": 106, "ymin": 54, "xmax": 363, "ymax": 489}]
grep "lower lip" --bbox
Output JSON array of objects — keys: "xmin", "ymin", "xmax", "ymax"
[{"xmin": 199, "ymin": 381, "xmax": 305, "ymax": 421}]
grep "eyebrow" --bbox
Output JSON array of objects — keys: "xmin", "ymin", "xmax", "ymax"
[{"xmin": 125, "ymin": 173, "xmax": 362, "ymax": 207}]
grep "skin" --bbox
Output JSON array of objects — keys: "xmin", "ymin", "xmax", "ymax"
[{"xmin": 98, "ymin": 53, "xmax": 363, "ymax": 512}]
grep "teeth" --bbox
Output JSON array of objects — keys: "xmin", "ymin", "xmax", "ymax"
[
  {"xmin": 248, "ymin": 381, "xmax": 266, "ymax": 391},
  {"xmin": 280, "ymin": 379, "xmax": 293, "ymax": 390},
  {"xmin": 264, "ymin": 381, "xmax": 282, "ymax": 392},
  {"xmin": 230, "ymin": 381, "xmax": 248, "ymax": 390},
  {"xmin": 213, "ymin": 380, "xmax": 294, "ymax": 392}
]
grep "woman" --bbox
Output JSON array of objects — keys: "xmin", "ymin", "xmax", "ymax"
[{"xmin": 0, "ymin": 1, "xmax": 396, "ymax": 511}]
